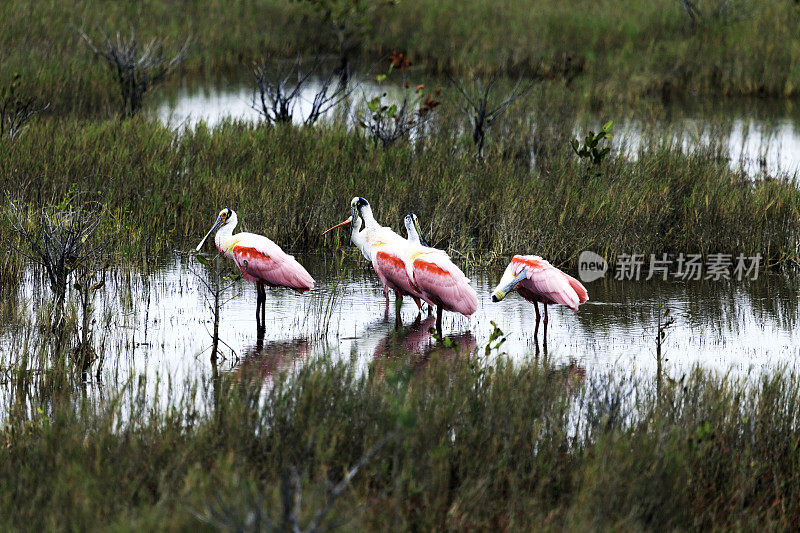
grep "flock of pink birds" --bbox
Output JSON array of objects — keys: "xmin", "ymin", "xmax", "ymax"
[{"xmin": 196, "ymin": 197, "xmax": 588, "ymax": 339}]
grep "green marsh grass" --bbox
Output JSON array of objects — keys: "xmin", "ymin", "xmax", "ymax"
[
  {"xmin": 3, "ymin": 0, "xmax": 800, "ymax": 116},
  {"xmin": 1, "ymin": 357, "xmax": 800, "ymax": 529},
  {"xmin": 2, "ymin": 115, "xmax": 799, "ymax": 269}
]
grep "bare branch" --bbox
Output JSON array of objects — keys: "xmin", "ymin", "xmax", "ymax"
[
  {"xmin": 80, "ymin": 28, "xmax": 189, "ymax": 117},
  {"xmin": 307, "ymin": 432, "xmax": 397, "ymax": 532},
  {"xmin": 0, "ymin": 74, "xmax": 49, "ymax": 140},
  {"xmin": 252, "ymin": 55, "xmax": 355, "ymax": 126},
  {"xmin": 449, "ymin": 74, "xmax": 532, "ymax": 159}
]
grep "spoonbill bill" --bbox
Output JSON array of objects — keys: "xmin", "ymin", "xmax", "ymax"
[
  {"xmin": 196, "ymin": 208, "xmax": 314, "ymax": 325},
  {"xmin": 324, "ymin": 197, "xmax": 425, "ymax": 321},
  {"xmin": 491, "ymin": 255, "xmax": 588, "ymax": 341},
  {"xmin": 403, "ymin": 213, "xmax": 478, "ymax": 332}
]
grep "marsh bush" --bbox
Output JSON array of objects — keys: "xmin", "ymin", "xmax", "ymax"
[
  {"xmin": 80, "ymin": 29, "xmax": 189, "ymax": 117},
  {"xmin": 2, "ymin": 117, "xmax": 798, "ymax": 269},
  {"xmin": 1, "ymin": 357, "xmax": 800, "ymax": 529}
]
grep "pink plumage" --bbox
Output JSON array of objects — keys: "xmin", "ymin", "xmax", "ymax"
[
  {"xmin": 374, "ymin": 249, "xmax": 424, "ymax": 301},
  {"xmin": 412, "ymin": 253, "xmax": 478, "ymax": 316},
  {"xmin": 510, "ymin": 255, "xmax": 587, "ymax": 310},
  {"xmin": 198, "ymin": 208, "xmax": 314, "ymax": 326},
  {"xmin": 229, "ymin": 238, "xmax": 314, "ymax": 293}
]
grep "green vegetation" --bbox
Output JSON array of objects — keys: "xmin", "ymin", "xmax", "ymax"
[
  {"xmin": 1, "ymin": 356, "xmax": 799, "ymax": 530},
  {"xmin": 2, "ymin": 0, "xmax": 800, "ymax": 116},
  {"xmin": 2, "ymin": 115, "xmax": 798, "ymax": 269},
  {"xmin": 4, "ymin": 2, "xmax": 800, "ymax": 529}
]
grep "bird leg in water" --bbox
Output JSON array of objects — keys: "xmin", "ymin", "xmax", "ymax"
[
  {"xmin": 412, "ymin": 296, "xmax": 423, "ymax": 315},
  {"xmin": 436, "ymin": 306, "xmax": 443, "ymax": 335},
  {"xmin": 256, "ymin": 282, "xmax": 266, "ymax": 328},
  {"xmin": 543, "ymin": 304, "xmax": 549, "ymax": 351},
  {"xmin": 394, "ymin": 291, "xmax": 403, "ymax": 328},
  {"xmin": 534, "ymin": 301, "xmax": 540, "ymax": 339},
  {"xmin": 255, "ymin": 321, "xmax": 265, "ymax": 351}
]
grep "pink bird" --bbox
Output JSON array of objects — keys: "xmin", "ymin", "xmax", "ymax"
[
  {"xmin": 196, "ymin": 208, "xmax": 314, "ymax": 325},
  {"xmin": 403, "ymin": 213, "xmax": 478, "ymax": 332},
  {"xmin": 491, "ymin": 255, "xmax": 588, "ymax": 340},
  {"xmin": 324, "ymin": 198, "xmax": 425, "ymax": 324},
  {"xmin": 325, "ymin": 199, "xmax": 477, "ymax": 334}
]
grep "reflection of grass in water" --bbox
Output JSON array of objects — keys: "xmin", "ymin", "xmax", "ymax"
[
  {"xmin": 0, "ymin": 357, "xmax": 799, "ymax": 529},
  {"xmin": 574, "ymin": 275, "xmax": 800, "ymax": 335}
]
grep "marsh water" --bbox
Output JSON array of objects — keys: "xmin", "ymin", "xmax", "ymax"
[
  {"xmin": 5, "ymin": 78, "xmax": 800, "ymax": 408},
  {"xmin": 155, "ymin": 78, "xmax": 800, "ymax": 178},
  {"xmin": 5, "ymin": 254, "xmax": 800, "ymax": 400}
]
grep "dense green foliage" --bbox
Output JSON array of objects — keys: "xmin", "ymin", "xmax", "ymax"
[
  {"xmin": 1, "ymin": 357, "xmax": 799, "ymax": 530},
  {"xmin": 4, "ymin": 3, "xmax": 800, "ymax": 530},
  {"xmin": 2, "ymin": 117, "xmax": 798, "ymax": 268},
  {"xmin": 3, "ymin": 0, "xmax": 800, "ymax": 115}
]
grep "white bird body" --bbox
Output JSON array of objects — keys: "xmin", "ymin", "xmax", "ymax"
[{"xmin": 346, "ymin": 201, "xmax": 425, "ymax": 306}]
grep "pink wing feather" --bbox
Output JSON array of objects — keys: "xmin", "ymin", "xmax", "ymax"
[
  {"xmin": 231, "ymin": 234, "xmax": 314, "ymax": 293},
  {"xmin": 374, "ymin": 250, "xmax": 424, "ymax": 300},
  {"xmin": 412, "ymin": 252, "xmax": 478, "ymax": 316},
  {"xmin": 511, "ymin": 255, "xmax": 587, "ymax": 311}
]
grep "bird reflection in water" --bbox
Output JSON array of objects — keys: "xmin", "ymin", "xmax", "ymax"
[
  {"xmin": 232, "ymin": 325, "xmax": 309, "ymax": 384},
  {"xmin": 373, "ymin": 315, "xmax": 477, "ymax": 365}
]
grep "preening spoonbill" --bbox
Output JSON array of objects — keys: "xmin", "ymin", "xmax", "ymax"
[
  {"xmin": 403, "ymin": 213, "xmax": 478, "ymax": 333},
  {"xmin": 491, "ymin": 255, "xmax": 588, "ymax": 341},
  {"xmin": 324, "ymin": 198, "xmax": 425, "ymax": 321},
  {"xmin": 196, "ymin": 208, "xmax": 314, "ymax": 325}
]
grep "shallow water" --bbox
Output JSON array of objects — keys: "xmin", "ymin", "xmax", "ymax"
[
  {"xmin": 155, "ymin": 79, "xmax": 800, "ymax": 178},
  {"xmin": 6, "ymin": 253, "xmax": 799, "ymax": 403}
]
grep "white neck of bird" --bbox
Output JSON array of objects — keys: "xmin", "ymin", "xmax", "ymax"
[
  {"xmin": 405, "ymin": 221, "xmax": 420, "ymax": 244},
  {"xmin": 350, "ymin": 217, "xmax": 371, "ymax": 260},
  {"xmin": 360, "ymin": 205, "xmax": 378, "ymax": 228},
  {"xmin": 214, "ymin": 214, "xmax": 238, "ymax": 254}
]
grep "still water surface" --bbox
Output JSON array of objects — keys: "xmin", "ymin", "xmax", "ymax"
[
  {"xmin": 155, "ymin": 79, "xmax": 800, "ymax": 178},
  {"xmin": 10, "ymin": 255, "xmax": 796, "ymax": 387}
]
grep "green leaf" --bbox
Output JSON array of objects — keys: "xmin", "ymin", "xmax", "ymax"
[
  {"xmin": 195, "ymin": 254, "xmax": 210, "ymax": 266},
  {"xmin": 602, "ymin": 120, "xmax": 614, "ymax": 132},
  {"xmin": 387, "ymin": 104, "xmax": 397, "ymax": 118},
  {"xmin": 375, "ymin": 73, "xmax": 387, "ymax": 83}
]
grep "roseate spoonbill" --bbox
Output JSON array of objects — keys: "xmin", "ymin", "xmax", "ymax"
[
  {"xmin": 324, "ymin": 197, "xmax": 424, "ymax": 321},
  {"xmin": 403, "ymin": 213, "xmax": 429, "ymax": 247},
  {"xmin": 491, "ymin": 255, "xmax": 588, "ymax": 341},
  {"xmin": 403, "ymin": 213, "xmax": 478, "ymax": 332},
  {"xmin": 196, "ymin": 208, "xmax": 314, "ymax": 326}
]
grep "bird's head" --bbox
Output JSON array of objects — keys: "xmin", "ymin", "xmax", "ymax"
[
  {"xmin": 404, "ymin": 213, "xmax": 428, "ymax": 247},
  {"xmin": 196, "ymin": 207, "xmax": 236, "ymax": 252},
  {"xmin": 350, "ymin": 197, "xmax": 369, "ymax": 213},
  {"xmin": 218, "ymin": 207, "xmax": 234, "ymax": 224},
  {"xmin": 491, "ymin": 263, "xmax": 527, "ymax": 302}
]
